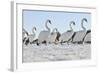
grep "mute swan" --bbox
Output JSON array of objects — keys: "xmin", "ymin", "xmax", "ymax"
[
  {"xmin": 59, "ymin": 21, "xmax": 75, "ymax": 44},
  {"xmin": 72, "ymin": 18, "xmax": 87, "ymax": 44},
  {"xmin": 22, "ymin": 28, "xmax": 29, "ymax": 45},
  {"xmin": 47, "ymin": 28, "xmax": 60, "ymax": 44},
  {"xmin": 37, "ymin": 19, "xmax": 51, "ymax": 45},
  {"xmin": 23, "ymin": 27, "xmax": 36, "ymax": 45},
  {"xmin": 27, "ymin": 27, "xmax": 36, "ymax": 44}
]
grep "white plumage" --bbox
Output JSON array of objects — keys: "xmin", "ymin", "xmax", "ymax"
[
  {"xmin": 73, "ymin": 31, "xmax": 87, "ymax": 43},
  {"xmin": 23, "ymin": 28, "xmax": 28, "ymax": 38},
  {"xmin": 38, "ymin": 19, "xmax": 51, "ymax": 45},
  {"xmin": 59, "ymin": 21, "xmax": 75, "ymax": 44},
  {"xmin": 47, "ymin": 28, "xmax": 59, "ymax": 44},
  {"xmin": 28, "ymin": 27, "xmax": 36, "ymax": 43},
  {"xmin": 22, "ymin": 28, "xmax": 29, "ymax": 44},
  {"xmin": 72, "ymin": 18, "xmax": 88, "ymax": 43},
  {"xmin": 84, "ymin": 31, "xmax": 91, "ymax": 43}
]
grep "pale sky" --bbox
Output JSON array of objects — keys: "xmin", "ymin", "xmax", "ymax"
[{"xmin": 23, "ymin": 10, "xmax": 91, "ymax": 38}]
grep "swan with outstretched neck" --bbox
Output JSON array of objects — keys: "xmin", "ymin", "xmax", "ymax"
[
  {"xmin": 37, "ymin": 19, "xmax": 52, "ymax": 45},
  {"xmin": 83, "ymin": 19, "xmax": 91, "ymax": 43},
  {"xmin": 28, "ymin": 27, "xmax": 37, "ymax": 44},
  {"xmin": 72, "ymin": 18, "xmax": 88, "ymax": 44},
  {"xmin": 59, "ymin": 21, "xmax": 75, "ymax": 44}
]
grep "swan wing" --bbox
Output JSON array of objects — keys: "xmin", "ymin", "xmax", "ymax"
[
  {"xmin": 28, "ymin": 34, "xmax": 35, "ymax": 42},
  {"xmin": 59, "ymin": 31, "xmax": 74, "ymax": 42},
  {"xmin": 47, "ymin": 33, "xmax": 57, "ymax": 43},
  {"xmin": 73, "ymin": 31, "xmax": 86, "ymax": 42},
  {"xmin": 38, "ymin": 31, "xmax": 50, "ymax": 43},
  {"xmin": 84, "ymin": 32, "xmax": 91, "ymax": 42}
]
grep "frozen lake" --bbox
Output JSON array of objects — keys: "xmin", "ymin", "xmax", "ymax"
[{"xmin": 22, "ymin": 44, "xmax": 91, "ymax": 62}]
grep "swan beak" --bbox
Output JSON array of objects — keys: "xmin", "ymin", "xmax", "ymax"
[
  {"xmin": 49, "ymin": 20, "xmax": 51, "ymax": 24},
  {"xmin": 73, "ymin": 22, "xmax": 75, "ymax": 25}
]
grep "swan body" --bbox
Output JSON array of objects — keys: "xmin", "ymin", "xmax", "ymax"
[
  {"xmin": 84, "ymin": 30, "xmax": 91, "ymax": 43},
  {"xmin": 47, "ymin": 28, "xmax": 60, "ymax": 44},
  {"xmin": 23, "ymin": 27, "xmax": 36, "ymax": 45},
  {"xmin": 22, "ymin": 28, "xmax": 29, "ymax": 44},
  {"xmin": 38, "ymin": 19, "xmax": 51, "ymax": 45},
  {"xmin": 28, "ymin": 27, "xmax": 36, "ymax": 44},
  {"xmin": 72, "ymin": 31, "xmax": 87, "ymax": 43},
  {"xmin": 59, "ymin": 21, "xmax": 75, "ymax": 44},
  {"xmin": 72, "ymin": 18, "xmax": 88, "ymax": 44}
]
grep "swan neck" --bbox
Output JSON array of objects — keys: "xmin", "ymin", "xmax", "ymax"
[
  {"xmin": 23, "ymin": 28, "xmax": 28, "ymax": 35},
  {"xmin": 32, "ymin": 28, "xmax": 36, "ymax": 35},
  {"xmin": 45, "ymin": 20, "xmax": 50, "ymax": 31},
  {"xmin": 81, "ymin": 20, "xmax": 86, "ymax": 31},
  {"xmin": 70, "ymin": 22, "xmax": 73, "ymax": 31}
]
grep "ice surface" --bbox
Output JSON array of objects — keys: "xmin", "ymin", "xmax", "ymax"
[{"xmin": 22, "ymin": 43, "xmax": 91, "ymax": 62}]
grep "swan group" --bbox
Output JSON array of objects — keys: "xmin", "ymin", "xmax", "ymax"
[
  {"xmin": 23, "ymin": 27, "xmax": 37, "ymax": 45},
  {"xmin": 23, "ymin": 18, "xmax": 91, "ymax": 46},
  {"xmin": 27, "ymin": 27, "xmax": 37, "ymax": 44}
]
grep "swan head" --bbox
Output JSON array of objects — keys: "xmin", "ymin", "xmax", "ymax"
[
  {"xmin": 81, "ymin": 18, "xmax": 88, "ymax": 31},
  {"xmin": 32, "ymin": 27, "xmax": 36, "ymax": 33},
  {"xmin": 45, "ymin": 19, "xmax": 52, "ymax": 32},
  {"xmin": 70, "ymin": 21, "xmax": 75, "ymax": 25},
  {"xmin": 82, "ymin": 18, "xmax": 88, "ymax": 23},
  {"xmin": 47, "ymin": 19, "xmax": 52, "ymax": 24},
  {"xmin": 68, "ymin": 21, "xmax": 75, "ymax": 32}
]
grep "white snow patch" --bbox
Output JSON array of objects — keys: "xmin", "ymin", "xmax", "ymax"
[{"xmin": 22, "ymin": 43, "xmax": 91, "ymax": 62}]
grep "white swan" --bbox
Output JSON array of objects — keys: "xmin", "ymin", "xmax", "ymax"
[
  {"xmin": 37, "ymin": 19, "xmax": 51, "ymax": 45},
  {"xmin": 27, "ymin": 27, "xmax": 36, "ymax": 44},
  {"xmin": 72, "ymin": 18, "xmax": 87, "ymax": 44},
  {"xmin": 59, "ymin": 21, "xmax": 75, "ymax": 44},
  {"xmin": 22, "ymin": 28, "xmax": 29, "ymax": 44},
  {"xmin": 47, "ymin": 28, "xmax": 60, "ymax": 44}
]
